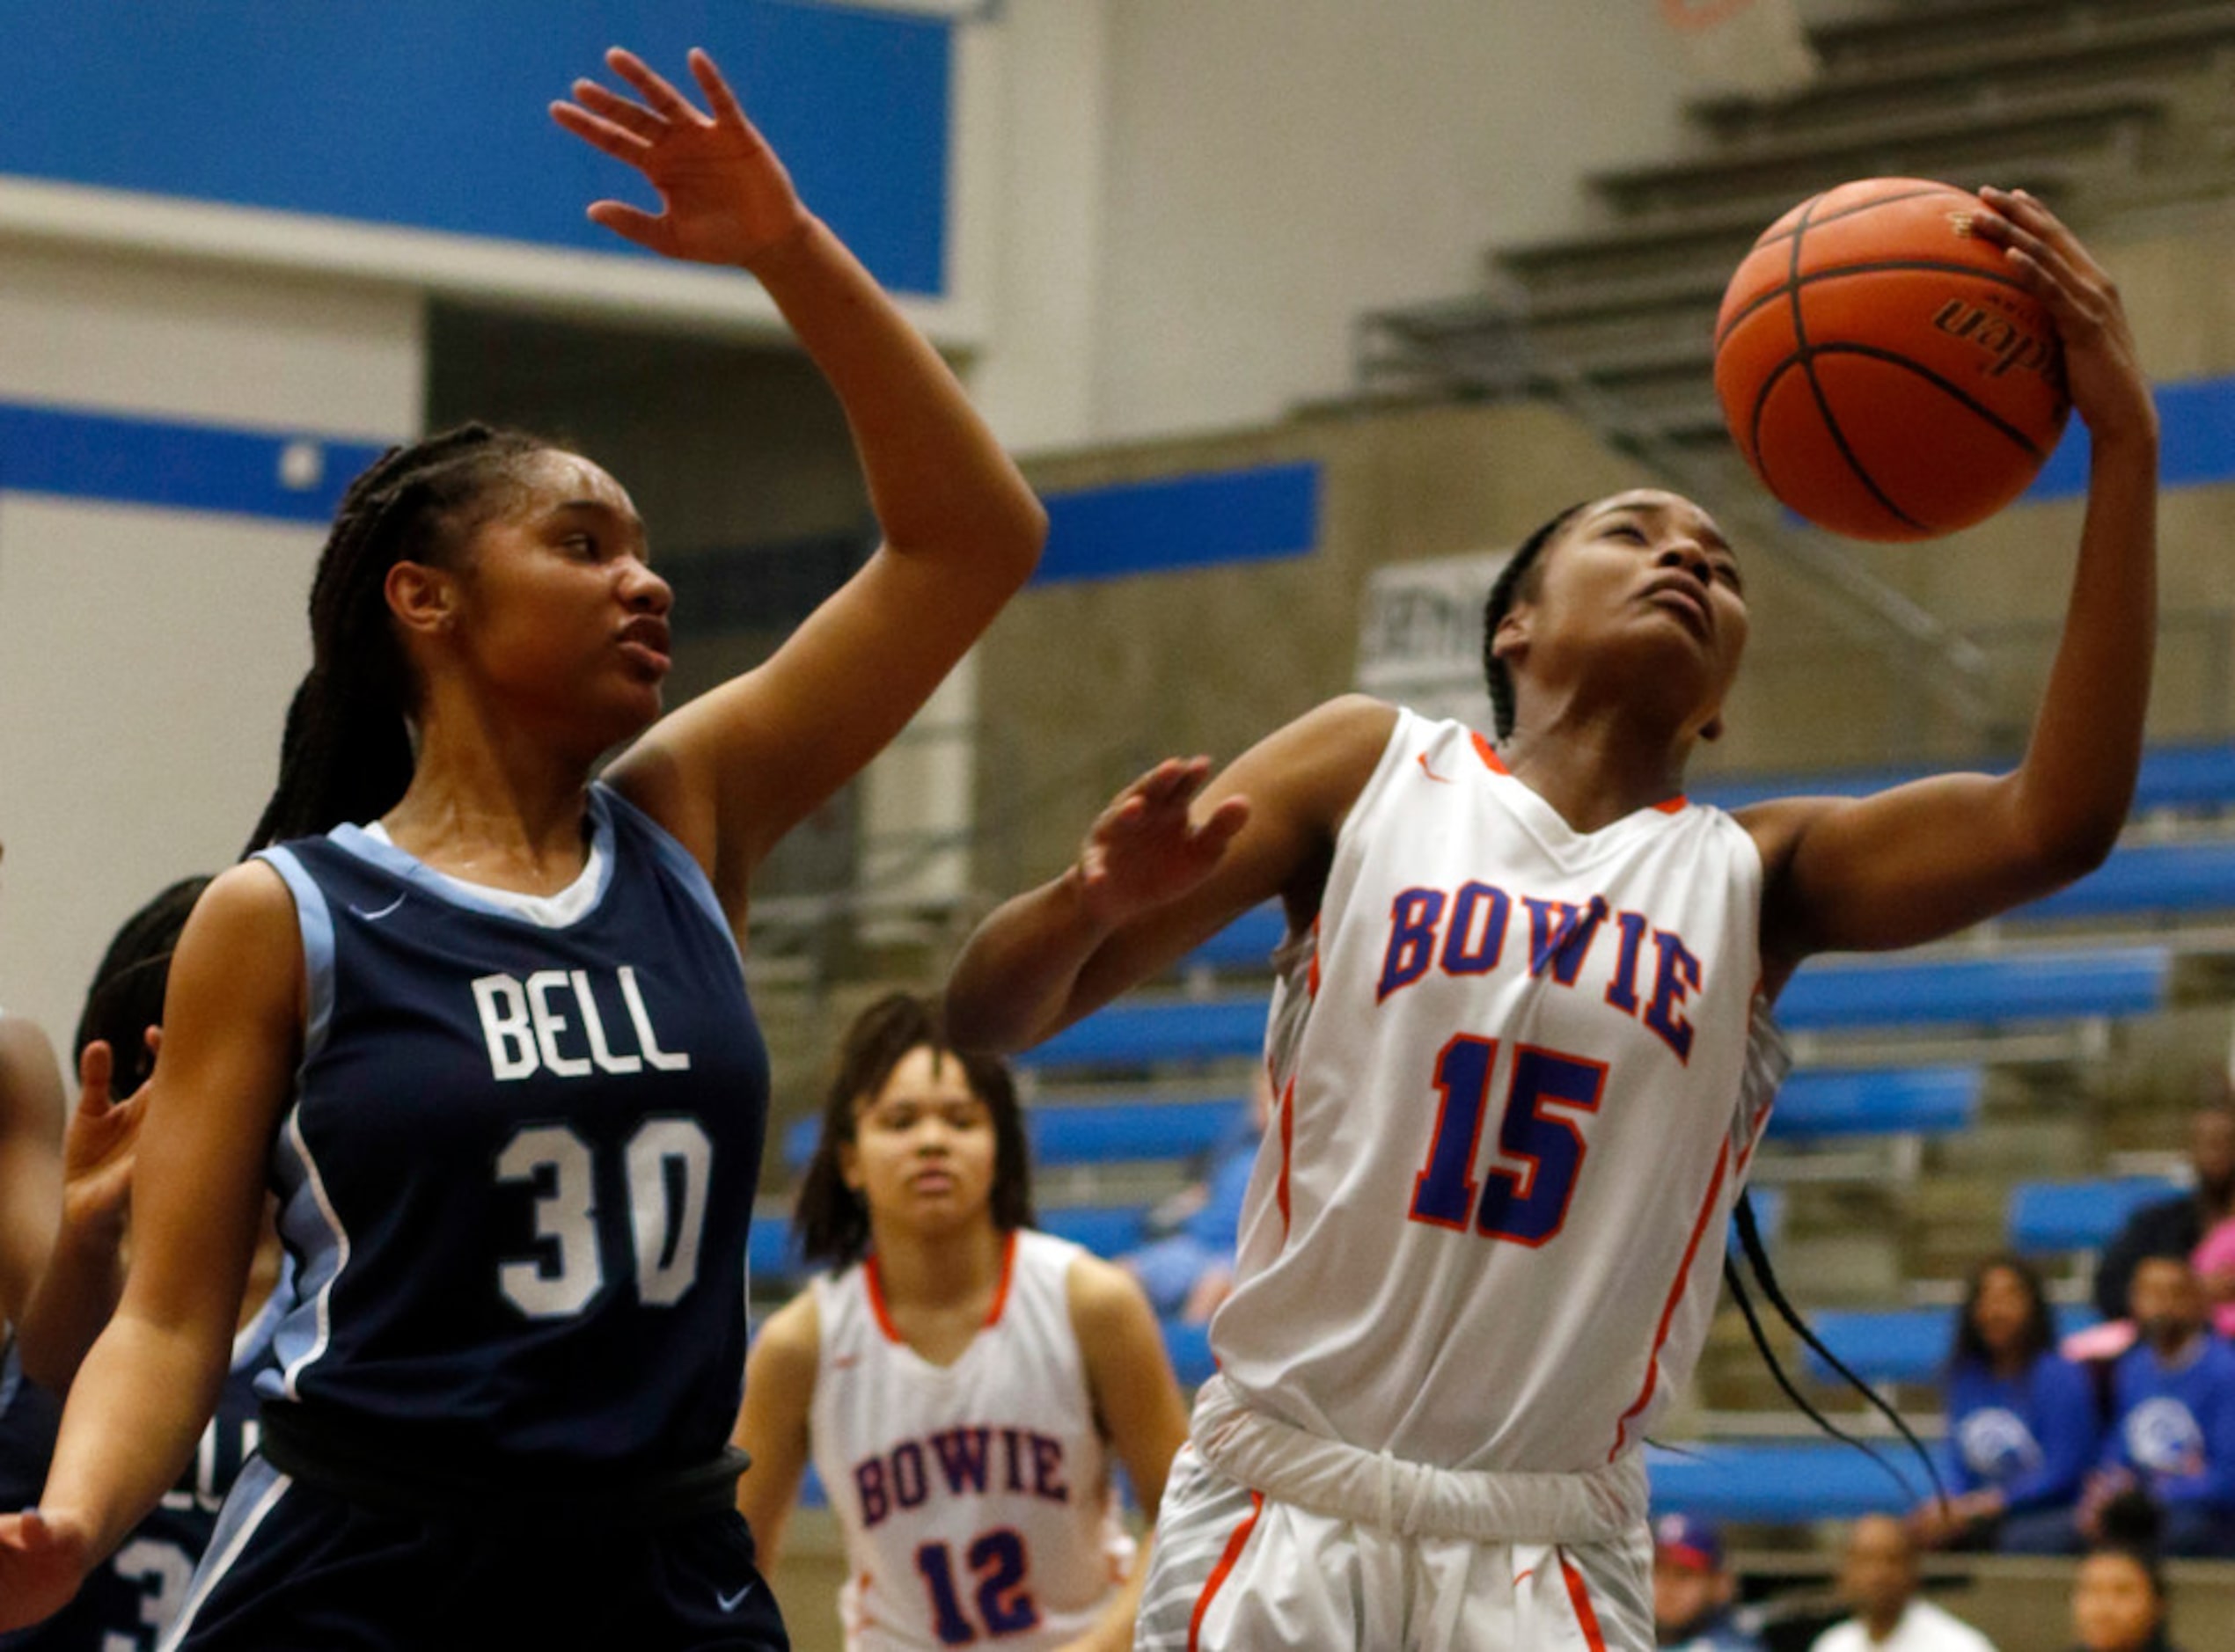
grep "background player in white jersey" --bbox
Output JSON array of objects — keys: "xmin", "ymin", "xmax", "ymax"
[
  {"xmin": 945, "ymin": 191, "xmax": 2156, "ymax": 1650},
  {"xmin": 0, "ymin": 45, "xmax": 1044, "ymax": 1649},
  {"xmin": 736, "ymin": 994, "xmax": 1190, "ymax": 1651}
]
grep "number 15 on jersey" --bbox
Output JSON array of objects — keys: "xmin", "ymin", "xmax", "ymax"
[{"xmin": 1409, "ymin": 1037, "xmax": 1608, "ymax": 1246}]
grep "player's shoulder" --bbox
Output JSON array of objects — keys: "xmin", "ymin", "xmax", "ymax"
[
  {"xmin": 749, "ymin": 1288, "xmax": 822, "ymax": 1382},
  {"xmin": 1061, "ymin": 1244, "xmax": 1160, "ymax": 1345}
]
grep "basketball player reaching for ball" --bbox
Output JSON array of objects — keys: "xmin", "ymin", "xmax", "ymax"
[
  {"xmin": 0, "ymin": 47, "xmax": 1043, "ymax": 1650},
  {"xmin": 733, "ymin": 995, "xmax": 1190, "ymax": 1651},
  {"xmin": 945, "ymin": 189, "xmax": 2156, "ymax": 1650}
]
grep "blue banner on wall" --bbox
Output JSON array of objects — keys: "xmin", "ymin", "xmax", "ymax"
[
  {"xmin": 4, "ymin": 2, "xmax": 949, "ymax": 296},
  {"xmin": 1037, "ymin": 463, "xmax": 1323, "ymax": 584}
]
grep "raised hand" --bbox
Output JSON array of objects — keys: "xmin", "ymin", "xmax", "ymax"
[
  {"xmin": 1074, "ymin": 758, "xmax": 1251, "ymax": 929},
  {"xmin": 551, "ymin": 48, "xmax": 811, "ymax": 270},
  {"xmin": 1974, "ymin": 187, "xmax": 2156, "ymax": 444},
  {"xmin": 60, "ymin": 1037, "xmax": 145, "ymax": 1248},
  {"xmin": 0, "ymin": 1508, "xmax": 93, "ymax": 1632}
]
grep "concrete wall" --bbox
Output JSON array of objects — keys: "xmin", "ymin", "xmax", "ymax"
[{"xmin": 0, "ymin": 245, "xmax": 421, "ymax": 1043}]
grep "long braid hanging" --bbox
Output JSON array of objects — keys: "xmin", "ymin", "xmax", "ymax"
[
  {"xmin": 1726, "ymin": 1189, "xmax": 1946, "ymax": 1504},
  {"xmin": 244, "ymin": 425, "xmax": 546, "ymax": 857}
]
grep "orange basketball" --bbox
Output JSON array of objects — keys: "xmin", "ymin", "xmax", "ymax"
[{"xmin": 1713, "ymin": 177, "xmax": 2070, "ymax": 542}]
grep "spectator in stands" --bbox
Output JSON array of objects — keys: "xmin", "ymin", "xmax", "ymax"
[
  {"xmin": 2069, "ymin": 1535, "xmax": 2183, "ymax": 1652},
  {"xmin": 2085, "ymin": 1254, "xmax": 2235, "ymax": 1556},
  {"xmin": 1912, "ymin": 1254, "xmax": 2099, "ymax": 1554},
  {"xmin": 2092, "ymin": 1085, "xmax": 2235, "ymax": 1325},
  {"xmin": 1652, "ymin": 1512, "xmax": 1761, "ymax": 1652},
  {"xmin": 1118, "ymin": 1067, "xmax": 1269, "ymax": 1324},
  {"xmin": 1810, "ymin": 1516, "xmax": 1997, "ymax": 1652}
]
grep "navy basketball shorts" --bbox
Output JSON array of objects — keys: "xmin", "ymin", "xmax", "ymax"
[{"xmin": 159, "ymin": 1458, "xmax": 788, "ymax": 1651}]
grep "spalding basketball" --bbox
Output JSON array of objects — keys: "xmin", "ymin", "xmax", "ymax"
[{"xmin": 1713, "ymin": 177, "xmax": 2070, "ymax": 542}]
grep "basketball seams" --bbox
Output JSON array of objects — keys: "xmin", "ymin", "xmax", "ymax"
[
  {"xmin": 1775, "ymin": 193, "xmax": 1925, "ymax": 533},
  {"xmin": 1748, "ymin": 183, "xmax": 1967, "ymax": 252},
  {"xmin": 1714, "ymin": 260, "xmax": 2038, "ymax": 353},
  {"xmin": 1808, "ymin": 344, "xmax": 2048, "ymax": 458}
]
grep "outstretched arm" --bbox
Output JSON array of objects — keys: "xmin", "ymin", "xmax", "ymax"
[
  {"xmin": 1745, "ymin": 189, "xmax": 2158, "ymax": 976},
  {"xmin": 946, "ymin": 697, "xmax": 1395, "ymax": 1053},
  {"xmin": 14, "ymin": 1038, "xmax": 146, "ymax": 1393},
  {"xmin": 0, "ymin": 1016, "xmax": 65, "ymax": 1337},
  {"xmin": 554, "ymin": 48, "xmax": 1046, "ymax": 917},
  {"xmin": 0, "ymin": 868, "xmax": 297, "ymax": 1631}
]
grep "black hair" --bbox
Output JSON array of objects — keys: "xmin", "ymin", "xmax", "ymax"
[
  {"xmin": 2089, "ymin": 1492, "xmax": 2171, "ymax": 1601},
  {"xmin": 1950, "ymin": 1252, "xmax": 2058, "ymax": 1375},
  {"xmin": 794, "ymin": 993, "xmax": 1035, "ymax": 1269},
  {"xmin": 71, "ymin": 875, "xmax": 212, "ymax": 1098},
  {"xmin": 1726, "ymin": 1191, "xmax": 1945, "ymax": 1505},
  {"xmin": 1480, "ymin": 504, "xmax": 1586, "ymax": 740},
  {"xmin": 244, "ymin": 423, "xmax": 553, "ymax": 854}
]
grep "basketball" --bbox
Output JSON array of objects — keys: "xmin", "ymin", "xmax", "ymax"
[{"xmin": 1713, "ymin": 177, "xmax": 2070, "ymax": 543}]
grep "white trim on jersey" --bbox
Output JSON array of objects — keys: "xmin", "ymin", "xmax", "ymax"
[
  {"xmin": 273, "ymin": 1103, "xmax": 349, "ymax": 1402},
  {"xmin": 154, "ymin": 1459, "xmax": 293, "ymax": 1652}
]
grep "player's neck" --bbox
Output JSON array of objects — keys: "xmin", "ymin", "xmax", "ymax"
[
  {"xmin": 873, "ymin": 1217, "xmax": 1005, "ymax": 1310},
  {"xmin": 1496, "ymin": 708, "xmax": 1691, "ymax": 831},
  {"xmin": 382, "ymin": 722, "xmax": 597, "ymax": 894}
]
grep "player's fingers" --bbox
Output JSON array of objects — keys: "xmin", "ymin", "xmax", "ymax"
[
  {"xmin": 570, "ymin": 79, "xmax": 665, "ymax": 141},
  {"xmin": 1984, "ymin": 187, "xmax": 2104, "ymax": 274},
  {"xmin": 688, "ymin": 48, "xmax": 753, "ymax": 132},
  {"xmin": 75, "ymin": 1042, "xmax": 112, "ymax": 1114},
  {"xmin": 584, "ymin": 201, "xmax": 667, "ymax": 249},
  {"xmin": 1142, "ymin": 756, "xmax": 1214, "ymax": 808},
  {"xmin": 550, "ymin": 101, "xmax": 653, "ymax": 163},
  {"xmin": 1190, "ymin": 795, "xmax": 1253, "ymax": 854},
  {"xmin": 605, "ymin": 48, "xmax": 703, "ymax": 123}
]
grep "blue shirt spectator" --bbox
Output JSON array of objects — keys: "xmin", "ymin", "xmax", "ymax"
[
  {"xmin": 1917, "ymin": 1255, "xmax": 2099, "ymax": 1554},
  {"xmin": 2092, "ymin": 1254, "xmax": 2235, "ymax": 1557},
  {"xmin": 1653, "ymin": 1512, "xmax": 1763, "ymax": 1652}
]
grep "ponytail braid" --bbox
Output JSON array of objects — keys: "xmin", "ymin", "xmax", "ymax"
[{"xmin": 245, "ymin": 424, "xmax": 551, "ymax": 854}]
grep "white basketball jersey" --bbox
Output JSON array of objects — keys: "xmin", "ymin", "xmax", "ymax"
[
  {"xmin": 1214, "ymin": 708, "xmax": 1788, "ymax": 1475},
  {"xmin": 810, "ymin": 1228, "xmax": 1135, "ymax": 1650}
]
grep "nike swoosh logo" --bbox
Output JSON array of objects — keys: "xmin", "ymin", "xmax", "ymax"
[
  {"xmin": 348, "ymin": 893, "xmax": 407, "ymax": 921},
  {"xmin": 716, "ymin": 1582, "xmax": 757, "ymax": 1612},
  {"xmin": 1417, "ymin": 752, "xmax": 1455, "ymax": 784}
]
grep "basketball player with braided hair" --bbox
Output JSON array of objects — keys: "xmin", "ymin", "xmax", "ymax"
[
  {"xmin": 948, "ymin": 190, "xmax": 2155, "ymax": 1648},
  {"xmin": 0, "ymin": 47, "xmax": 1042, "ymax": 1649}
]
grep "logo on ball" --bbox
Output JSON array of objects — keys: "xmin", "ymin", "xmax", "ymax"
[{"xmin": 1931, "ymin": 299, "xmax": 2063, "ymax": 384}]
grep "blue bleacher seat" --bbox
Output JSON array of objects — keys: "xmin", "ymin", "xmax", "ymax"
[
  {"xmin": 1645, "ymin": 1440, "xmax": 1921, "ymax": 1522},
  {"xmin": 748, "ymin": 1206, "xmax": 805, "ymax": 1285},
  {"xmin": 785, "ymin": 1095, "xmax": 1249, "ymax": 1174},
  {"xmin": 1180, "ymin": 904, "xmax": 1290, "ymax": 972},
  {"xmin": 1776, "ymin": 947, "xmax": 2170, "ymax": 1032},
  {"xmin": 1801, "ymin": 1305, "xmax": 2106, "ymax": 1387},
  {"xmin": 2018, "ymin": 838, "xmax": 2235, "ymax": 923},
  {"xmin": 2008, "ymin": 1176, "xmax": 2185, "ymax": 1254},
  {"xmin": 1770, "ymin": 1066, "xmax": 1982, "ymax": 1141},
  {"xmin": 1162, "ymin": 1319, "xmax": 1217, "ymax": 1387},
  {"xmin": 1019, "ymin": 998, "xmax": 1268, "ymax": 1071},
  {"xmin": 1695, "ymin": 741, "xmax": 2235, "ymax": 818},
  {"xmin": 1037, "ymin": 1203, "xmax": 1148, "ymax": 1255}
]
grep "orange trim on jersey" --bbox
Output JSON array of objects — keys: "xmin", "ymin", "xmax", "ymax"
[
  {"xmin": 863, "ymin": 1254, "xmax": 905, "ymax": 1344},
  {"xmin": 984, "ymin": 1231, "xmax": 1019, "ymax": 1327},
  {"xmin": 1307, "ymin": 916, "xmax": 1322, "ymax": 1000},
  {"xmin": 1608, "ymin": 1137, "xmax": 1731, "ymax": 1459},
  {"xmin": 1275, "ymin": 1075, "xmax": 1297, "ymax": 1240},
  {"xmin": 1187, "ymin": 1491, "xmax": 1264, "ymax": 1652},
  {"xmin": 1472, "ymin": 730, "xmax": 1687, "ymax": 812},
  {"xmin": 1559, "ymin": 1553, "xmax": 1611, "ymax": 1652}
]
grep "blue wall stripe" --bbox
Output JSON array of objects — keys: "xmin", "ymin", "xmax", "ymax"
[
  {"xmin": 2, "ymin": 2, "xmax": 949, "ymax": 298},
  {"xmin": 0, "ymin": 403, "xmax": 394, "ymax": 524},
  {"xmin": 1036, "ymin": 462, "xmax": 1322, "ymax": 584},
  {"xmin": 2024, "ymin": 374, "xmax": 2235, "ymax": 501}
]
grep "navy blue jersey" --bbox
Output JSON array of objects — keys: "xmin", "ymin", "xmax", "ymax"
[
  {"xmin": 0, "ymin": 1278, "xmax": 284, "ymax": 1652},
  {"xmin": 253, "ymin": 783, "xmax": 769, "ymax": 1475}
]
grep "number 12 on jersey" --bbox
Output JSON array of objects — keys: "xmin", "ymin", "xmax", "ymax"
[{"xmin": 1409, "ymin": 1037, "xmax": 1607, "ymax": 1245}]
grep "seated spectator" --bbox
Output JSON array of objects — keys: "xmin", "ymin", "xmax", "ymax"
[
  {"xmin": 2093, "ymin": 1084, "xmax": 2234, "ymax": 1325},
  {"xmin": 2083, "ymin": 1254, "xmax": 2235, "ymax": 1557},
  {"xmin": 1118, "ymin": 1070, "xmax": 1268, "ymax": 1324},
  {"xmin": 2069, "ymin": 1525, "xmax": 2183, "ymax": 1652},
  {"xmin": 1912, "ymin": 1254, "xmax": 2099, "ymax": 1553},
  {"xmin": 1653, "ymin": 1512, "xmax": 1761, "ymax": 1652},
  {"xmin": 1810, "ymin": 1515, "xmax": 1997, "ymax": 1652}
]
